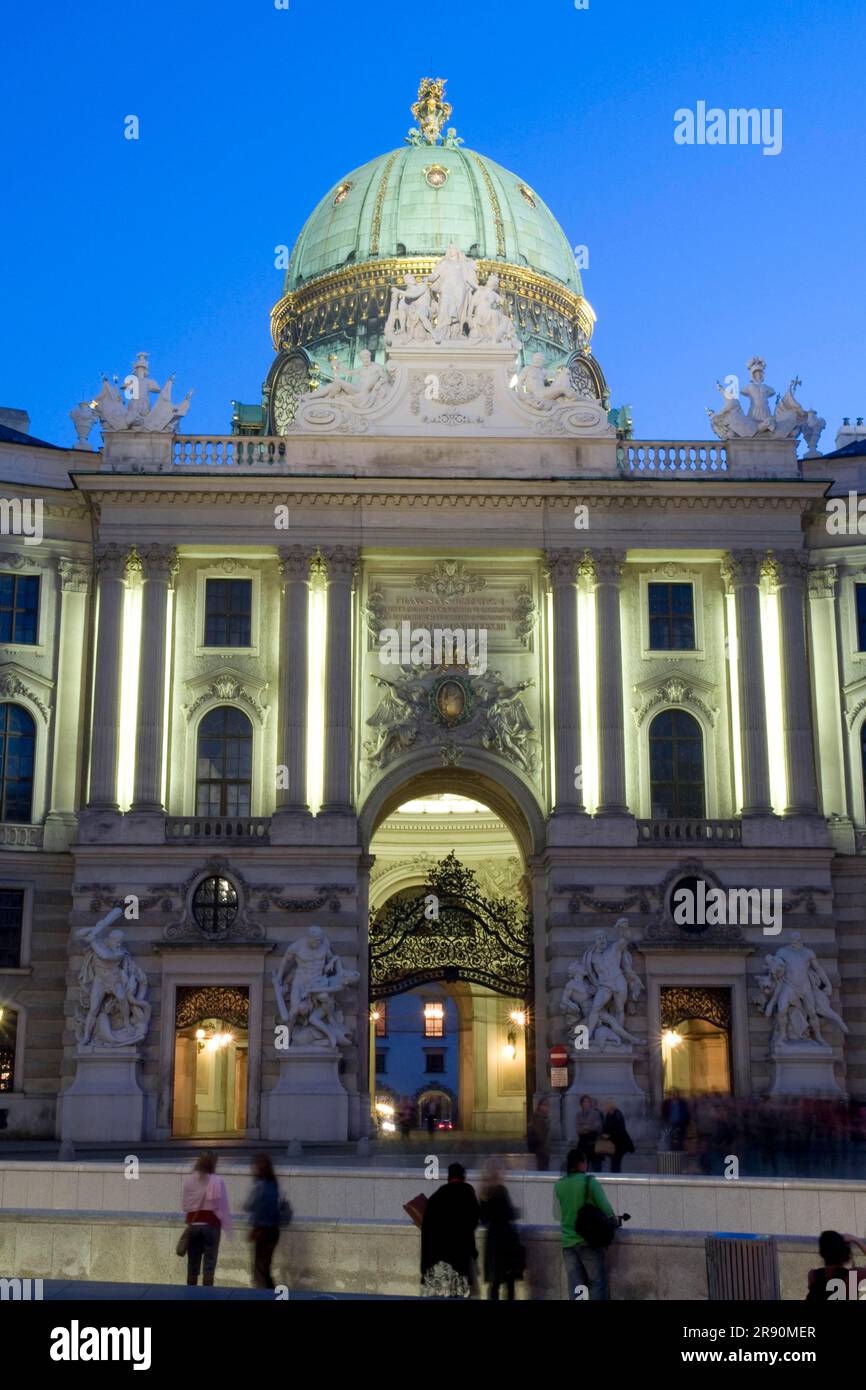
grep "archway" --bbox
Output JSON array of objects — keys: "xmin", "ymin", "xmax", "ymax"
[
  {"xmin": 660, "ymin": 986, "xmax": 732, "ymax": 1097},
  {"xmin": 171, "ymin": 985, "xmax": 250, "ymax": 1136}
]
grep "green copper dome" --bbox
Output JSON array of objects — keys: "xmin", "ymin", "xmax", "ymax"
[{"xmin": 282, "ymin": 144, "xmax": 583, "ymax": 297}]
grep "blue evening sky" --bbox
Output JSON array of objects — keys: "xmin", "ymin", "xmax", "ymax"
[{"xmin": 1, "ymin": 0, "xmax": 863, "ymax": 447}]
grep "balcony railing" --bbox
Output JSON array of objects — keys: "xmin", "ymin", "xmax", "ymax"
[
  {"xmin": 165, "ymin": 816, "xmax": 271, "ymax": 843},
  {"xmin": 172, "ymin": 436, "xmax": 288, "ymax": 467},
  {"xmin": 0, "ymin": 823, "xmax": 43, "ymax": 849},
  {"xmin": 637, "ymin": 818, "xmax": 742, "ymax": 845},
  {"xmin": 618, "ymin": 441, "xmax": 728, "ymax": 475}
]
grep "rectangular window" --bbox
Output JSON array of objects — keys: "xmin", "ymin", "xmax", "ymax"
[
  {"xmin": 423, "ymin": 1002, "xmax": 444, "ymax": 1038},
  {"xmin": 0, "ymin": 1007, "xmax": 16, "ymax": 1092},
  {"xmin": 374, "ymin": 1003, "xmax": 387, "ymax": 1038},
  {"xmin": 375, "ymin": 1050, "xmax": 387, "ymax": 1075},
  {"xmin": 0, "ymin": 889, "xmax": 24, "ymax": 968},
  {"xmin": 648, "ymin": 582, "xmax": 695, "ymax": 651},
  {"xmin": 857, "ymin": 584, "xmax": 866, "ymax": 651},
  {"xmin": 425, "ymin": 1052, "xmax": 445, "ymax": 1074},
  {"xmin": 0, "ymin": 574, "xmax": 39, "ymax": 645},
  {"xmin": 203, "ymin": 578, "xmax": 252, "ymax": 648}
]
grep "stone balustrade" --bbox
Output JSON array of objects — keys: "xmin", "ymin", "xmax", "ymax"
[
  {"xmin": 618, "ymin": 441, "xmax": 728, "ymax": 474},
  {"xmin": 172, "ymin": 435, "xmax": 288, "ymax": 467},
  {"xmin": 0, "ymin": 823, "xmax": 43, "ymax": 849},
  {"xmin": 165, "ymin": 815, "xmax": 271, "ymax": 843},
  {"xmin": 636, "ymin": 818, "xmax": 742, "ymax": 844}
]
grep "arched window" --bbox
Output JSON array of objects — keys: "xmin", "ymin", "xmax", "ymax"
[
  {"xmin": 196, "ymin": 706, "xmax": 252, "ymax": 816},
  {"xmin": 0, "ymin": 1006, "xmax": 17, "ymax": 1093},
  {"xmin": 861, "ymin": 724, "xmax": 866, "ymax": 819},
  {"xmin": 0, "ymin": 704, "xmax": 35, "ymax": 823},
  {"xmin": 649, "ymin": 709, "xmax": 705, "ymax": 818}
]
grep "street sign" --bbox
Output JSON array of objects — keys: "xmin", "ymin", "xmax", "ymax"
[
  {"xmin": 550, "ymin": 1066, "xmax": 569, "ymax": 1088},
  {"xmin": 549, "ymin": 1044, "xmax": 568, "ymax": 1067}
]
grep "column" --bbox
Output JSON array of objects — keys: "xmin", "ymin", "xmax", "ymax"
[
  {"xmin": 321, "ymin": 545, "xmax": 358, "ymax": 814},
  {"xmin": 545, "ymin": 549, "xmax": 584, "ymax": 814},
  {"xmin": 47, "ymin": 559, "xmax": 91, "ymax": 821},
  {"xmin": 722, "ymin": 550, "xmax": 772, "ymax": 816},
  {"xmin": 590, "ymin": 548, "xmax": 629, "ymax": 815},
  {"xmin": 87, "ymin": 543, "xmax": 130, "ymax": 810},
  {"xmin": 275, "ymin": 546, "xmax": 311, "ymax": 814},
  {"xmin": 808, "ymin": 566, "xmax": 847, "ymax": 819},
  {"xmin": 130, "ymin": 544, "xmax": 177, "ymax": 811},
  {"xmin": 771, "ymin": 549, "xmax": 819, "ymax": 815}
]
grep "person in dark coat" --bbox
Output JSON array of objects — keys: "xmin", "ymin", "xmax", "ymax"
[
  {"xmin": 600, "ymin": 1098, "xmax": 635, "ymax": 1173},
  {"xmin": 420, "ymin": 1162, "xmax": 481, "ymax": 1298},
  {"xmin": 479, "ymin": 1158, "xmax": 524, "ymax": 1300},
  {"xmin": 527, "ymin": 1098, "xmax": 551, "ymax": 1172},
  {"xmin": 244, "ymin": 1153, "xmax": 282, "ymax": 1289}
]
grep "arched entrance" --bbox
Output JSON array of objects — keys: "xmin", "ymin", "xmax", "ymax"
[
  {"xmin": 171, "ymin": 985, "xmax": 250, "ymax": 1136},
  {"xmin": 660, "ymin": 986, "xmax": 732, "ymax": 1097},
  {"xmin": 369, "ymin": 849, "xmax": 534, "ymax": 1135}
]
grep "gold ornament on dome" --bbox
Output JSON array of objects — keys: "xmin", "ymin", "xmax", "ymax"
[
  {"xmin": 411, "ymin": 77, "xmax": 452, "ymax": 145},
  {"xmin": 518, "ymin": 184, "xmax": 537, "ymax": 208},
  {"xmin": 423, "ymin": 163, "xmax": 449, "ymax": 189},
  {"xmin": 333, "ymin": 182, "xmax": 353, "ymax": 206}
]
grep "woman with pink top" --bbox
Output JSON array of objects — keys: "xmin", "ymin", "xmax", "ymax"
[{"xmin": 181, "ymin": 1151, "xmax": 233, "ymax": 1286}]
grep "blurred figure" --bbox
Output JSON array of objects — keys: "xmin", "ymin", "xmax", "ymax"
[
  {"xmin": 420, "ymin": 1162, "xmax": 481, "ymax": 1298},
  {"xmin": 528, "ymin": 1097, "xmax": 551, "ymax": 1171},
  {"xmin": 576, "ymin": 1094, "xmax": 604, "ymax": 1171},
  {"xmin": 600, "ymin": 1098, "xmax": 634, "ymax": 1173},
  {"xmin": 181, "ymin": 1151, "xmax": 233, "ymax": 1286},
  {"xmin": 397, "ymin": 1095, "xmax": 414, "ymax": 1140},
  {"xmin": 661, "ymin": 1088, "xmax": 691, "ymax": 1152},
  {"xmin": 479, "ymin": 1158, "xmax": 524, "ymax": 1301},
  {"xmin": 244, "ymin": 1152, "xmax": 283, "ymax": 1289}
]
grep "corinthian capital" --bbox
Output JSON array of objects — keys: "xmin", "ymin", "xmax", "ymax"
[
  {"xmin": 585, "ymin": 547, "xmax": 625, "ymax": 586},
  {"xmin": 320, "ymin": 545, "xmax": 360, "ymax": 584},
  {"xmin": 808, "ymin": 565, "xmax": 837, "ymax": 600},
  {"xmin": 278, "ymin": 546, "xmax": 313, "ymax": 584},
  {"xmin": 720, "ymin": 549, "xmax": 767, "ymax": 592},
  {"xmin": 544, "ymin": 548, "xmax": 579, "ymax": 589},
  {"xmin": 93, "ymin": 543, "xmax": 133, "ymax": 582},
  {"xmin": 765, "ymin": 548, "xmax": 809, "ymax": 590},
  {"xmin": 139, "ymin": 543, "xmax": 179, "ymax": 584},
  {"xmin": 58, "ymin": 557, "xmax": 92, "ymax": 593}
]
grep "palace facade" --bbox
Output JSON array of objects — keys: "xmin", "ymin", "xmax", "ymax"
[{"xmin": 1, "ymin": 83, "xmax": 864, "ymax": 1143}]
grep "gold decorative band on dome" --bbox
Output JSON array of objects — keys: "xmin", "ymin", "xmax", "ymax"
[
  {"xmin": 468, "ymin": 150, "xmax": 506, "ymax": 258},
  {"xmin": 369, "ymin": 151, "xmax": 399, "ymax": 257},
  {"xmin": 270, "ymin": 257, "xmax": 596, "ymax": 358}
]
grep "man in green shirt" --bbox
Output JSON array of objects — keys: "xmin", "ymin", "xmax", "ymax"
[{"xmin": 553, "ymin": 1148, "xmax": 615, "ymax": 1299}]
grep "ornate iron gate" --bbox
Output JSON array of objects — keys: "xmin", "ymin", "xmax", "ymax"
[{"xmin": 369, "ymin": 853, "xmax": 533, "ymax": 1001}]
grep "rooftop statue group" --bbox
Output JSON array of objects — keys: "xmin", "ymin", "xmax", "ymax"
[
  {"xmin": 71, "ymin": 352, "xmax": 193, "ymax": 446},
  {"xmin": 384, "ymin": 243, "xmax": 518, "ymax": 348},
  {"xmin": 708, "ymin": 356, "xmax": 825, "ymax": 454}
]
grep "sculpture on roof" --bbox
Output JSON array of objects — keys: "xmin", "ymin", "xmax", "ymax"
[
  {"xmin": 77, "ymin": 352, "xmax": 193, "ymax": 440},
  {"xmin": 410, "ymin": 77, "xmax": 453, "ymax": 145},
  {"xmin": 708, "ymin": 357, "xmax": 825, "ymax": 453}
]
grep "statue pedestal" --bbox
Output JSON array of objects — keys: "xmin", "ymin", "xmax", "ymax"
[
  {"xmin": 563, "ymin": 1046, "xmax": 647, "ymax": 1141},
  {"xmin": 60, "ymin": 1048, "xmax": 145, "ymax": 1143},
  {"xmin": 263, "ymin": 1047, "xmax": 348, "ymax": 1141},
  {"xmin": 768, "ymin": 1042, "xmax": 846, "ymax": 1099}
]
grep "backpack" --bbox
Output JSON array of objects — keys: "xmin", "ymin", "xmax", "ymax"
[{"xmin": 574, "ymin": 1175, "xmax": 617, "ymax": 1249}]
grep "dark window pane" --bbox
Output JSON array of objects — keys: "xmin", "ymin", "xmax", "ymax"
[
  {"xmin": 857, "ymin": 586, "xmax": 866, "ymax": 651},
  {"xmin": 195, "ymin": 706, "xmax": 253, "ymax": 817},
  {"xmin": 647, "ymin": 582, "xmax": 695, "ymax": 650},
  {"xmin": 204, "ymin": 578, "xmax": 252, "ymax": 647},
  {"xmin": 0, "ymin": 703, "xmax": 34, "ymax": 823},
  {"xmin": 0, "ymin": 574, "xmax": 39, "ymax": 646},
  {"xmin": 0, "ymin": 888, "xmax": 24, "ymax": 968},
  {"xmin": 649, "ymin": 709, "xmax": 705, "ymax": 818}
]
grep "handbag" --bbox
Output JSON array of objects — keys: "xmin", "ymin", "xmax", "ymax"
[
  {"xmin": 574, "ymin": 1175, "xmax": 617, "ymax": 1250},
  {"xmin": 594, "ymin": 1136, "xmax": 616, "ymax": 1157},
  {"xmin": 176, "ymin": 1225, "xmax": 191, "ymax": 1257},
  {"xmin": 279, "ymin": 1196, "xmax": 293, "ymax": 1226}
]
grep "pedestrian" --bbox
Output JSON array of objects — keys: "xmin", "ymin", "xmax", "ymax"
[
  {"xmin": 528, "ymin": 1097, "xmax": 551, "ymax": 1172},
  {"xmin": 661, "ymin": 1088, "xmax": 691, "ymax": 1152},
  {"xmin": 600, "ymin": 1098, "xmax": 634, "ymax": 1173},
  {"xmin": 425, "ymin": 1102, "xmax": 436, "ymax": 1137},
  {"xmin": 420, "ymin": 1162, "xmax": 481, "ymax": 1298},
  {"xmin": 479, "ymin": 1158, "xmax": 524, "ymax": 1301},
  {"xmin": 553, "ymin": 1147, "xmax": 616, "ymax": 1300},
  {"xmin": 576, "ymin": 1093, "xmax": 604, "ymax": 1171},
  {"xmin": 244, "ymin": 1153, "xmax": 283, "ymax": 1289},
  {"xmin": 398, "ymin": 1095, "xmax": 414, "ymax": 1140},
  {"xmin": 180, "ymin": 1151, "xmax": 233, "ymax": 1287},
  {"xmin": 806, "ymin": 1230, "xmax": 866, "ymax": 1301}
]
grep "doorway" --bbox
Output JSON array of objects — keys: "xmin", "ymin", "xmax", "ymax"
[
  {"xmin": 172, "ymin": 985, "xmax": 250, "ymax": 1137},
  {"xmin": 660, "ymin": 986, "xmax": 732, "ymax": 1096}
]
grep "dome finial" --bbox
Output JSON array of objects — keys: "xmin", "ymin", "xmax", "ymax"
[{"xmin": 409, "ymin": 77, "xmax": 453, "ymax": 145}]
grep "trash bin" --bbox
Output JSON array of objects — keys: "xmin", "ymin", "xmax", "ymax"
[{"xmin": 705, "ymin": 1233, "xmax": 780, "ymax": 1300}]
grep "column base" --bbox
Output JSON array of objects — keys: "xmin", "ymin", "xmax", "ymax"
[
  {"xmin": 767, "ymin": 1042, "xmax": 845, "ymax": 1099},
  {"xmin": 590, "ymin": 812, "xmax": 638, "ymax": 846},
  {"xmin": 59, "ymin": 1047, "xmax": 146, "ymax": 1143},
  {"xmin": 313, "ymin": 809, "xmax": 359, "ymax": 845},
  {"xmin": 43, "ymin": 811, "xmax": 78, "ymax": 852},
  {"xmin": 741, "ymin": 813, "xmax": 829, "ymax": 848},
  {"xmin": 76, "ymin": 808, "xmax": 123, "ymax": 843},
  {"xmin": 547, "ymin": 809, "xmax": 592, "ymax": 847},
  {"xmin": 121, "ymin": 810, "xmax": 167, "ymax": 844},
  {"xmin": 262, "ymin": 1047, "xmax": 348, "ymax": 1141},
  {"xmin": 270, "ymin": 807, "xmax": 316, "ymax": 845}
]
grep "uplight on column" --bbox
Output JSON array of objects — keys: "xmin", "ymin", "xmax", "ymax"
[
  {"xmin": 725, "ymin": 591, "xmax": 744, "ymax": 813},
  {"xmin": 760, "ymin": 585, "xmax": 787, "ymax": 814},
  {"xmin": 306, "ymin": 568, "xmax": 328, "ymax": 813},
  {"xmin": 577, "ymin": 583, "xmax": 598, "ymax": 812},
  {"xmin": 116, "ymin": 576, "xmax": 142, "ymax": 811}
]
